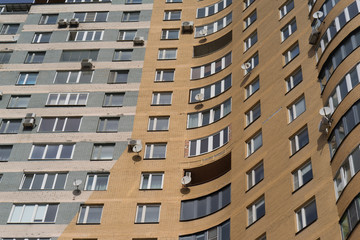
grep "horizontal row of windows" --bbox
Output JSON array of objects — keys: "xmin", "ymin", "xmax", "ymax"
[
  {"xmin": 316, "ymin": 1, "xmax": 360, "ymax": 60},
  {"xmin": 194, "ymin": 12, "xmax": 232, "ymax": 38},
  {"xmin": 329, "ymin": 99, "xmax": 360, "ymax": 157},
  {"xmin": 319, "ymin": 27, "xmax": 360, "ymax": 90},
  {"xmin": 179, "ymin": 219, "xmax": 230, "ymax": 240},
  {"xmin": 334, "ymin": 144, "xmax": 360, "ymax": 200},
  {"xmin": 340, "ymin": 193, "xmax": 360, "ymax": 239},
  {"xmin": 191, "ymin": 52, "xmax": 231, "ymax": 80},
  {"xmin": 196, "ymin": 0, "xmax": 232, "ymax": 19}
]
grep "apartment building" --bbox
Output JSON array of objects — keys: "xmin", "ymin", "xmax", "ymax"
[{"xmin": 0, "ymin": 0, "xmax": 359, "ymax": 239}]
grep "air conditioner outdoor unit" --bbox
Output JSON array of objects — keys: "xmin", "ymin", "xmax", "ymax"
[
  {"xmin": 133, "ymin": 36, "xmax": 144, "ymax": 46},
  {"xmin": 69, "ymin": 18, "xmax": 79, "ymax": 27},
  {"xmin": 81, "ymin": 59, "xmax": 93, "ymax": 69},
  {"xmin": 23, "ymin": 118, "xmax": 35, "ymax": 128},
  {"xmin": 128, "ymin": 139, "xmax": 141, "ymax": 146},
  {"xmin": 25, "ymin": 113, "xmax": 36, "ymax": 119},
  {"xmin": 57, "ymin": 19, "xmax": 68, "ymax": 27},
  {"xmin": 309, "ymin": 28, "xmax": 320, "ymax": 45},
  {"xmin": 182, "ymin": 21, "xmax": 194, "ymax": 33}
]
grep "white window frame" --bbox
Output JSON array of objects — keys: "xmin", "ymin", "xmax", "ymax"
[
  {"xmin": 296, "ymin": 199, "xmax": 317, "ymax": 231},
  {"xmin": 8, "ymin": 95, "xmax": 30, "ymax": 108},
  {"xmin": 151, "ymin": 92, "xmax": 173, "ymax": 105},
  {"xmin": 74, "ymin": 12, "xmax": 109, "ymax": 22},
  {"xmin": 140, "ymin": 173, "xmax": 164, "ymax": 190},
  {"xmin": 284, "ymin": 43, "xmax": 299, "ymax": 64},
  {"xmin": 118, "ymin": 30, "xmax": 137, "ymax": 41},
  {"xmin": 194, "ymin": 12, "xmax": 232, "ymax": 38},
  {"xmin": 135, "ymin": 204, "xmax": 161, "ymax": 223},
  {"xmin": 103, "ymin": 93, "xmax": 125, "ymax": 107},
  {"xmin": 288, "ymin": 96, "xmax": 306, "ymax": 122},
  {"xmin": 158, "ymin": 49, "xmax": 177, "ymax": 60},
  {"xmin": 244, "ymin": 10, "xmax": 257, "ymax": 29},
  {"xmin": 244, "ymin": 31, "xmax": 258, "ymax": 51},
  {"xmin": 144, "ymin": 143, "xmax": 167, "ymax": 159},
  {"xmin": 281, "ymin": 18, "xmax": 297, "ymax": 42},
  {"xmin": 163, "ymin": 10, "xmax": 181, "ymax": 21},
  {"xmin": 245, "ymin": 77, "xmax": 260, "ymax": 99},
  {"xmin": 188, "ymin": 127, "xmax": 229, "ymax": 156},
  {"xmin": 244, "ymin": 0, "xmax": 255, "ymax": 9},
  {"xmin": 8, "ymin": 204, "xmax": 58, "ymax": 223},
  {"xmin": 155, "ymin": 69, "xmax": 175, "ymax": 82},
  {"xmin": 77, "ymin": 205, "xmax": 103, "ymax": 224},
  {"xmin": 246, "ymin": 131, "xmax": 262, "ymax": 157},
  {"xmin": 248, "ymin": 196, "xmax": 265, "ymax": 225},
  {"xmin": 148, "ymin": 116, "xmax": 170, "ymax": 131},
  {"xmin": 91, "ymin": 144, "xmax": 115, "ymax": 160},
  {"xmin": 279, "ymin": 0, "xmax": 294, "ymax": 19},
  {"xmin": 67, "ymin": 30, "xmax": 104, "ymax": 42},
  {"xmin": 161, "ymin": 29, "xmax": 180, "ymax": 40},
  {"xmin": 244, "ymin": 52, "xmax": 259, "ymax": 75},
  {"xmin": 97, "ymin": 117, "xmax": 120, "ymax": 132},
  {"xmin": 0, "ymin": 119, "xmax": 21, "ymax": 134},
  {"xmin": 85, "ymin": 173, "xmax": 109, "ymax": 191},
  {"xmin": 46, "ymin": 93, "xmax": 88, "ymax": 106},
  {"xmin": 29, "ymin": 144, "xmax": 75, "ymax": 160},
  {"xmin": 286, "ymin": 68, "xmax": 302, "ymax": 92},
  {"xmin": 38, "ymin": 117, "xmax": 82, "ymax": 132},
  {"xmin": 121, "ymin": 11, "xmax": 140, "ymax": 22},
  {"xmin": 32, "ymin": 32, "xmax": 51, "ymax": 43},
  {"xmin": 54, "ymin": 71, "xmax": 94, "ymax": 84},
  {"xmin": 247, "ymin": 161, "xmax": 264, "ymax": 189},
  {"xmin": 246, "ymin": 102, "xmax": 261, "ymax": 126},
  {"xmin": 20, "ymin": 172, "xmax": 68, "ymax": 190},
  {"xmin": 16, "ymin": 72, "xmax": 38, "ymax": 85},
  {"xmin": 290, "ymin": 127, "xmax": 309, "ymax": 155},
  {"xmin": 0, "ymin": 145, "xmax": 12, "ymax": 161},
  {"xmin": 293, "ymin": 161, "xmax": 313, "ymax": 190},
  {"xmin": 39, "ymin": 14, "xmax": 58, "ymax": 25},
  {"xmin": 25, "ymin": 52, "xmax": 45, "ymax": 64}
]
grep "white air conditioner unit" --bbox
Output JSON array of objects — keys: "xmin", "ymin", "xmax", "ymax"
[
  {"xmin": 23, "ymin": 118, "xmax": 35, "ymax": 128},
  {"xmin": 133, "ymin": 36, "xmax": 144, "ymax": 46},
  {"xmin": 25, "ymin": 113, "xmax": 36, "ymax": 119},
  {"xmin": 81, "ymin": 59, "xmax": 93, "ymax": 69},
  {"xmin": 69, "ymin": 18, "xmax": 79, "ymax": 27},
  {"xmin": 182, "ymin": 21, "xmax": 194, "ymax": 33},
  {"xmin": 128, "ymin": 139, "xmax": 141, "ymax": 146},
  {"xmin": 309, "ymin": 28, "xmax": 320, "ymax": 45},
  {"xmin": 57, "ymin": 19, "xmax": 68, "ymax": 27}
]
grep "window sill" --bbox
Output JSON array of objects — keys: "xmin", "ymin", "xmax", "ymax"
[
  {"xmin": 76, "ymin": 223, "xmax": 101, "ymax": 225},
  {"xmin": 134, "ymin": 222, "xmax": 159, "ymax": 224}
]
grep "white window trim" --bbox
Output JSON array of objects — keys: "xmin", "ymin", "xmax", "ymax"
[
  {"xmin": 244, "ymin": 10, "xmax": 256, "ymax": 29},
  {"xmin": 248, "ymin": 197, "xmax": 265, "ymax": 225},
  {"xmin": 279, "ymin": 0, "xmax": 294, "ymax": 19},
  {"xmin": 144, "ymin": 143, "xmax": 167, "ymax": 159},
  {"xmin": 29, "ymin": 144, "xmax": 75, "ymax": 160},
  {"xmin": 85, "ymin": 173, "xmax": 109, "ymax": 191},
  {"xmin": 32, "ymin": 32, "xmax": 51, "ymax": 43},
  {"xmin": 244, "ymin": 31, "xmax": 257, "ymax": 51},
  {"xmin": 155, "ymin": 69, "xmax": 175, "ymax": 82},
  {"xmin": 286, "ymin": 68, "xmax": 302, "ymax": 91},
  {"xmin": 247, "ymin": 161, "xmax": 264, "ymax": 189},
  {"xmin": 246, "ymin": 131, "xmax": 262, "ymax": 157},
  {"xmin": 158, "ymin": 49, "xmax": 177, "ymax": 60},
  {"xmin": 281, "ymin": 18, "xmax": 296, "ymax": 42},
  {"xmin": 148, "ymin": 117, "xmax": 170, "ymax": 131},
  {"xmin": 284, "ymin": 44, "xmax": 299, "ymax": 64},
  {"xmin": 8, "ymin": 204, "xmax": 58, "ymax": 223},
  {"xmin": 135, "ymin": 204, "xmax": 161, "ymax": 223},
  {"xmin": 161, "ymin": 29, "xmax": 180, "ymax": 40},
  {"xmin": 140, "ymin": 173, "xmax": 164, "ymax": 189},
  {"xmin": 38, "ymin": 117, "xmax": 82, "ymax": 132},
  {"xmin": 296, "ymin": 199, "xmax": 317, "ymax": 231},
  {"xmin": 293, "ymin": 161, "xmax": 312, "ymax": 190},
  {"xmin": 164, "ymin": 10, "xmax": 181, "ymax": 21},
  {"xmin": 246, "ymin": 102, "xmax": 260, "ymax": 126},
  {"xmin": 77, "ymin": 205, "xmax": 103, "ymax": 224},
  {"xmin": 151, "ymin": 92, "xmax": 173, "ymax": 105},
  {"xmin": 20, "ymin": 172, "xmax": 68, "ymax": 190},
  {"xmin": 67, "ymin": 30, "xmax": 104, "ymax": 42},
  {"xmin": 288, "ymin": 96, "xmax": 306, "ymax": 122},
  {"xmin": 54, "ymin": 71, "xmax": 94, "ymax": 84},
  {"xmin": 46, "ymin": 93, "xmax": 89, "ymax": 106}
]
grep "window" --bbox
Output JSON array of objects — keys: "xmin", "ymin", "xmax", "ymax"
[
  {"xmin": 20, "ymin": 173, "xmax": 67, "ymax": 190},
  {"xmin": 247, "ymin": 161, "xmax": 264, "ymax": 189},
  {"xmin": 166, "ymin": 0, "xmax": 182, "ymax": 2},
  {"xmin": 8, "ymin": 95, "xmax": 30, "ymax": 108},
  {"xmin": 97, "ymin": 117, "xmax": 120, "ymax": 132},
  {"xmin": 281, "ymin": 18, "xmax": 297, "ymax": 41},
  {"xmin": 113, "ymin": 50, "xmax": 132, "ymax": 61},
  {"xmin": 158, "ymin": 49, "xmax": 177, "ymax": 60},
  {"xmin": 144, "ymin": 143, "xmax": 167, "ymax": 159},
  {"xmin": 246, "ymin": 131, "xmax": 262, "ymax": 156},
  {"xmin": 68, "ymin": 30, "xmax": 103, "ymax": 42},
  {"xmin": 279, "ymin": 0, "xmax": 294, "ymax": 19},
  {"xmin": 0, "ymin": 24, "xmax": 19, "ymax": 35},
  {"xmin": 191, "ymin": 52, "xmax": 232, "ymax": 79},
  {"xmin": 78, "ymin": 205, "xmax": 103, "ymax": 224},
  {"xmin": 244, "ymin": 10, "xmax": 257, "ymax": 29},
  {"xmin": 126, "ymin": 0, "xmax": 142, "ymax": 3},
  {"xmin": 189, "ymin": 127, "xmax": 229, "ymax": 157},
  {"xmin": 245, "ymin": 77, "xmax": 259, "ymax": 99},
  {"xmin": 17, "ymin": 72, "xmax": 38, "ymax": 85},
  {"xmin": 196, "ymin": 0, "xmax": 232, "ymax": 18},
  {"xmin": 244, "ymin": 31, "xmax": 258, "ymax": 51},
  {"xmin": 91, "ymin": 144, "xmax": 115, "ymax": 160},
  {"xmin": 54, "ymin": 71, "xmax": 93, "ymax": 84},
  {"xmin": 107, "ymin": 70, "xmax": 129, "ymax": 84},
  {"xmin": 293, "ymin": 161, "xmax": 313, "ymax": 190},
  {"xmin": 74, "ymin": 12, "xmax": 108, "ymax": 22},
  {"xmin": 180, "ymin": 184, "xmax": 231, "ymax": 221},
  {"xmin": 286, "ymin": 68, "xmax": 302, "ymax": 92},
  {"xmin": 244, "ymin": 0, "xmax": 255, "ymax": 9},
  {"xmin": 190, "ymin": 74, "xmax": 232, "ymax": 103},
  {"xmin": 32, "ymin": 32, "xmax": 51, "ymax": 43},
  {"xmin": 164, "ymin": 10, "xmax": 181, "ymax": 21},
  {"xmin": 85, "ymin": 173, "xmax": 109, "ymax": 191},
  {"xmin": 140, "ymin": 173, "xmax": 164, "ymax": 189},
  {"xmin": 195, "ymin": 12, "xmax": 232, "ymax": 38},
  {"xmin": 187, "ymin": 98, "xmax": 231, "ymax": 128},
  {"xmin": 0, "ymin": 145, "xmax": 12, "ymax": 161},
  {"xmin": 151, "ymin": 92, "xmax": 172, "ymax": 105},
  {"xmin": 24, "ymin": 52, "xmax": 45, "ymax": 64},
  {"xmin": 135, "ymin": 204, "xmax": 160, "ymax": 223},
  {"xmin": 290, "ymin": 127, "xmax": 309, "ymax": 155},
  {"xmin": 118, "ymin": 30, "xmax": 136, "ymax": 41},
  {"xmin": 246, "ymin": 102, "xmax": 261, "ymax": 126},
  {"xmin": 0, "ymin": 52, "xmax": 12, "ymax": 64},
  {"xmin": 103, "ymin": 93, "xmax": 125, "ymax": 107},
  {"xmin": 60, "ymin": 50, "xmax": 99, "ymax": 62},
  {"xmin": 288, "ymin": 96, "xmax": 306, "ymax": 122},
  {"xmin": 39, "ymin": 14, "xmax": 58, "ymax": 24},
  {"xmin": 180, "ymin": 220, "xmax": 230, "ymax": 240},
  {"xmin": 244, "ymin": 52, "xmax": 259, "ymax": 75},
  {"xmin": 296, "ymin": 199, "xmax": 317, "ymax": 231},
  {"xmin": 0, "ymin": 119, "xmax": 21, "ymax": 134},
  {"xmin": 38, "ymin": 117, "xmax": 82, "ymax": 132},
  {"xmin": 340, "ymin": 194, "xmax": 360, "ymax": 239},
  {"xmin": 256, "ymin": 234, "xmax": 267, "ymax": 240},
  {"xmin": 155, "ymin": 69, "xmax": 175, "ymax": 82},
  {"xmin": 46, "ymin": 93, "xmax": 88, "ymax": 106},
  {"xmin": 122, "ymin": 11, "xmax": 140, "ymax": 22},
  {"xmin": 161, "ymin": 29, "xmax": 180, "ymax": 40},
  {"xmin": 8, "ymin": 204, "xmax": 58, "ymax": 223},
  {"xmin": 284, "ymin": 43, "xmax": 299, "ymax": 64},
  {"xmin": 29, "ymin": 144, "xmax": 75, "ymax": 160},
  {"xmin": 148, "ymin": 117, "xmax": 169, "ymax": 131},
  {"xmin": 248, "ymin": 196, "xmax": 265, "ymax": 225}
]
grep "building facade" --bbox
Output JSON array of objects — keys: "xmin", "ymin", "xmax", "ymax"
[{"xmin": 0, "ymin": 0, "xmax": 359, "ymax": 239}]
